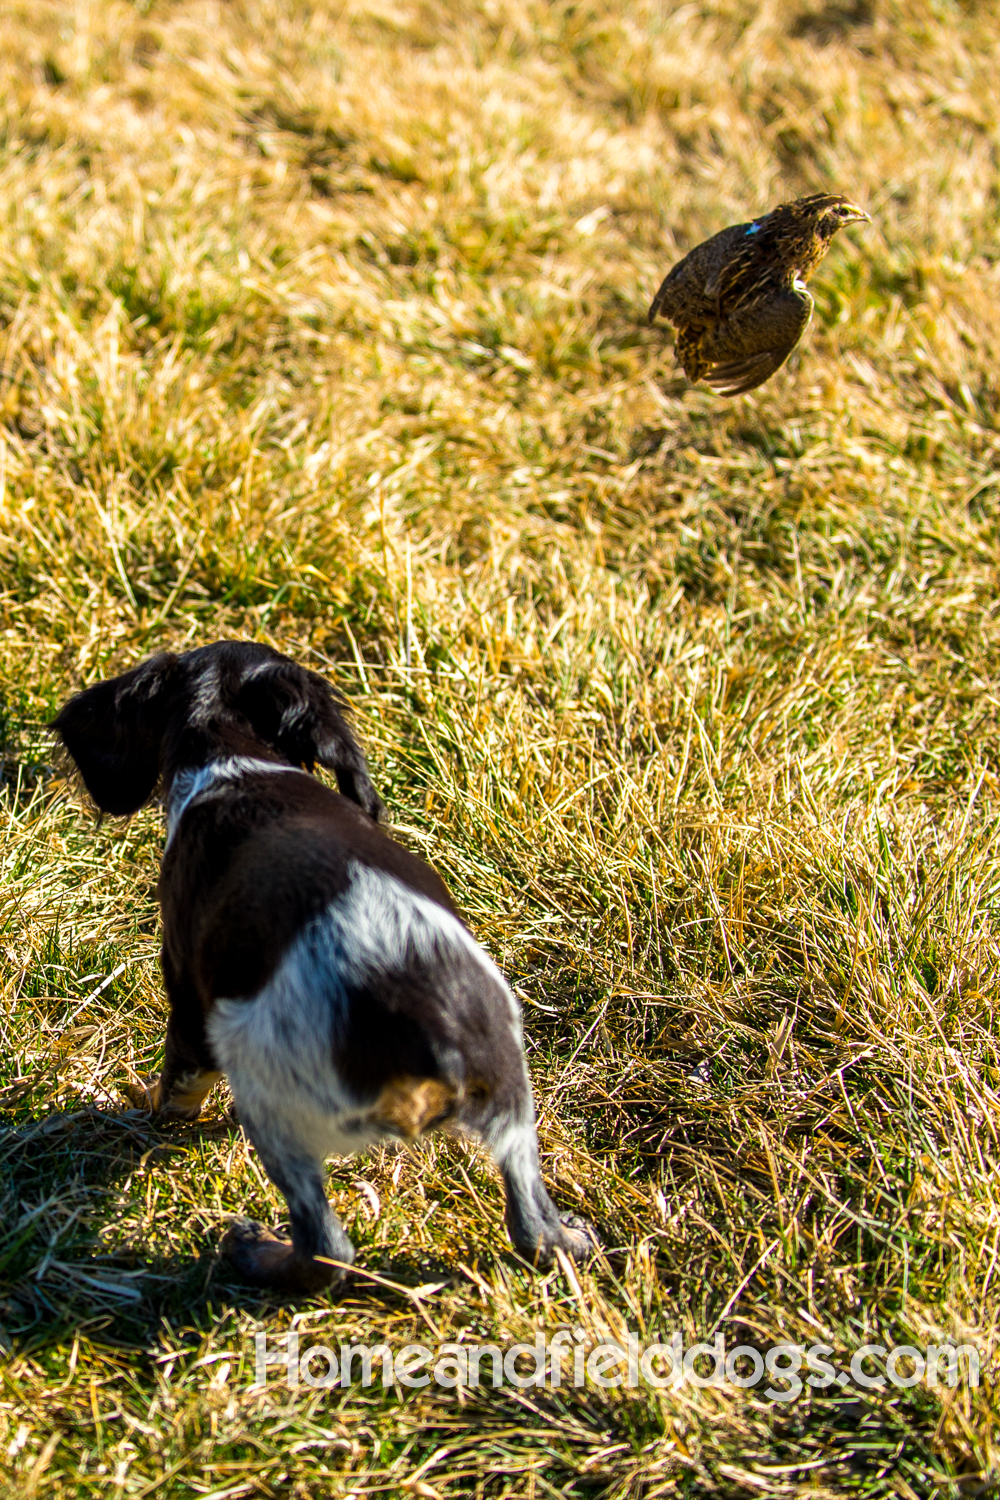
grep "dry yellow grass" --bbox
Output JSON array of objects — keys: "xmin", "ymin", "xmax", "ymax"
[{"xmin": 1, "ymin": 1, "xmax": 1000, "ymax": 1494}]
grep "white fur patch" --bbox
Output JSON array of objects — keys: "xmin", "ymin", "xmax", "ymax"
[
  {"xmin": 486, "ymin": 1116, "xmax": 538, "ymax": 1174},
  {"xmin": 189, "ymin": 654, "xmax": 222, "ymax": 726},
  {"xmin": 208, "ymin": 861, "xmax": 520, "ymax": 1164},
  {"xmin": 165, "ymin": 757, "xmax": 300, "ymax": 846},
  {"xmin": 335, "ymin": 861, "xmax": 513, "ymax": 1001}
]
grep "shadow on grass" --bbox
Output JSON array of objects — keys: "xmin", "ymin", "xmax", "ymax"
[{"xmin": 0, "ymin": 1103, "xmax": 508, "ymax": 1353}]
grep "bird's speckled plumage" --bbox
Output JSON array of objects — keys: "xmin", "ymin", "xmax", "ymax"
[{"xmin": 649, "ymin": 194, "xmax": 870, "ymax": 395}]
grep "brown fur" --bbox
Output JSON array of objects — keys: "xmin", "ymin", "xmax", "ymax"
[{"xmin": 370, "ymin": 1076, "xmax": 459, "ymax": 1138}]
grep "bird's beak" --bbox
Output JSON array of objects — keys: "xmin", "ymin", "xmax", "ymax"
[{"xmin": 844, "ymin": 204, "xmax": 871, "ymax": 225}]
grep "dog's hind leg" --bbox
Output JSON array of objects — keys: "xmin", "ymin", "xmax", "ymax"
[
  {"xmin": 222, "ymin": 1110, "xmax": 355, "ymax": 1296},
  {"xmin": 483, "ymin": 1085, "xmax": 599, "ymax": 1267}
]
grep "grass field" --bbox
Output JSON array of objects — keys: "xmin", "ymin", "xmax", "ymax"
[{"xmin": 2, "ymin": 1, "xmax": 1000, "ymax": 1494}]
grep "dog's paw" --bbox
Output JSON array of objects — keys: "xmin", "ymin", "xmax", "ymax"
[
  {"xmin": 556, "ymin": 1212, "xmax": 601, "ymax": 1264},
  {"xmin": 221, "ymin": 1219, "xmax": 348, "ymax": 1296},
  {"xmin": 131, "ymin": 1079, "xmax": 200, "ymax": 1120},
  {"xmin": 126, "ymin": 1070, "xmax": 218, "ymax": 1121},
  {"xmin": 157, "ymin": 1100, "xmax": 205, "ymax": 1123},
  {"xmin": 222, "ymin": 1219, "xmax": 294, "ymax": 1283},
  {"xmin": 515, "ymin": 1213, "xmax": 601, "ymax": 1269},
  {"xmin": 122, "ymin": 1075, "xmax": 157, "ymax": 1112}
]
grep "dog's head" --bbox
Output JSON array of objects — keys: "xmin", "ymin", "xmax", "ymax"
[{"xmin": 50, "ymin": 640, "xmax": 384, "ymax": 822}]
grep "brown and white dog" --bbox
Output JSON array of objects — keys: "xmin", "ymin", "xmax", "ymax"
[{"xmin": 52, "ymin": 641, "xmax": 597, "ymax": 1294}]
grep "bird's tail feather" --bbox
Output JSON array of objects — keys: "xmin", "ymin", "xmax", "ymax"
[{"xmin": 705, "ymin": 345, "xmax": 796, "ymax": 396}]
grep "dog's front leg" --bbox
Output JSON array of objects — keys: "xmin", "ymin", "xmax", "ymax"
[
  {"xmin": 150, "ymin": 1013, "xmax": 223, "ymax": 1120},
  {"xmin": 131, "ymin": 960, "xmax": 222, "ymax": 1120}
]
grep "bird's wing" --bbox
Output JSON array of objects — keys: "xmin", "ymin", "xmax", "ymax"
[
  {"xmin": 648, "ymin": 224, "xmax": 752, "ymax": 325},
  {"xmin": 704, "ymin": 286, "xmax": 813, "ymax": 396},
  {"xmin": 705, "ymin": 346, "xmax": 799, "ymax": 396},
  {"xmin": 647, "ymin": 282, "xmax": 669, "ymax": 324},
  {"xmin": 648, "ymin": 259, "xmax": 696, "ymax": 324}
]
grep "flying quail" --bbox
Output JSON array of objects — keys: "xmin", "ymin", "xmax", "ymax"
[{"xmin": 648, "ymin": 194, "xmax": 870, "ymax": 396}]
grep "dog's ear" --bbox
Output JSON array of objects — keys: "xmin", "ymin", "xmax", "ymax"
[
  {"xmin": 50, "ymin": 654, "xmax": 182, "ymax": 815},
  {"xmin": 232, "ymin": 659, "xmax": 384, "ymax": 822}
]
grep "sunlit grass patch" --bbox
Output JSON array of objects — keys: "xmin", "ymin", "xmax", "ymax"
[{"xmin": 1, "ymin": 0, "xmax": 1000, "ymax": 1494}]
